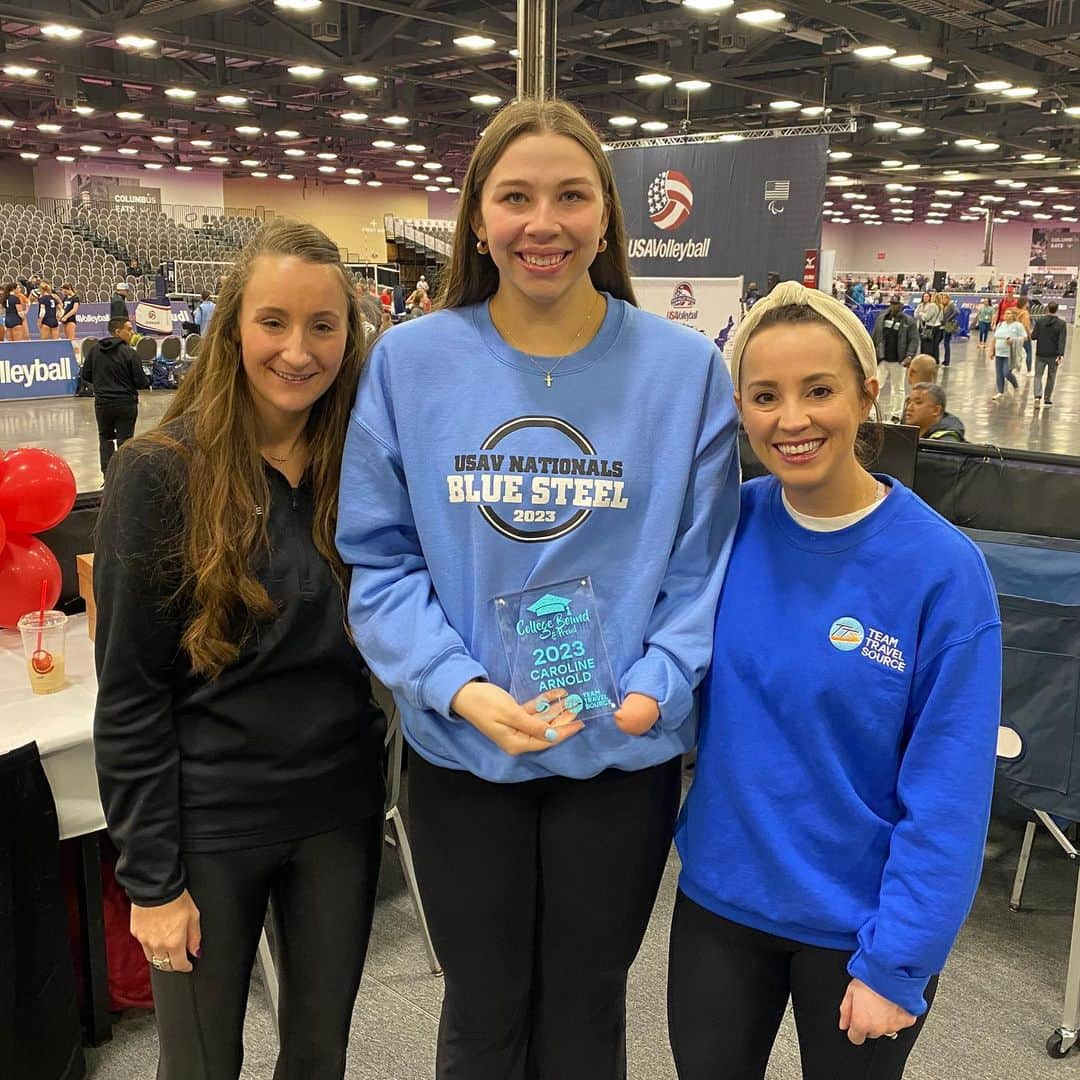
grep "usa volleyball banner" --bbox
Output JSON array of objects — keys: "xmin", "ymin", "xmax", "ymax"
[
  {"xmin": 610, "ymin": 134, "xmax": 827, "ymax": 289},
  {"xmin": 633, "ymin": 276, "xmax": 743, "ymax": 362}
]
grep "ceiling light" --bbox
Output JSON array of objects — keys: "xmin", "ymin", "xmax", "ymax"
[
  {"xmin": 1052, "ymin": 203, "xmax": 1076, "ymax": 211},
  {"xmin": 974, "ymin": 80, "xmax": 1012, "ymax": 92},
  {"xmin": 366, "ymin": 179, "xmax": 382, "ymax": 186},
  {"xmin": 41, "ymin": 23, "xmax": 83, "ymax": 40},
  {"xmin": 116, "ymin": 34, "xmax": 156, "ymax": 51},
  {"xmin": 682, "ymin": 0, "xmax": 734, "ymax": 11},
  {"xmin": 400, "ymin": 144, "xmax": 423, "ymax": 154},
  {"xmin": 191, "ymin": 139, "xmax": 213, "ymax": 148},
  {"xmin": 959, "ymin": 215, "xmax": 979, "ymax": 221},
  {"xmin": 935, "ymin": 189, "xmax": 963, "ymax": 197},
  {"xmin": 274, "ymin": 0, "xmax": 321, "ymax": 9},
  {"xmin": 954, "ymin": 138, "xmax": 979, "ymax": 147},
  {"xmin": 275, "ymin": 129, "xmax": 301, "ymax": 138},
  {"xmin": 288, "ymin": 65, "xmax": 324, "ymax": 79},
  {"xmin": 79, "ymin": 144, "xmax": 102, "ymax": 153},
  {"xmin": 801, "ymin": 105, "xmax": 829, "ymax": 116},
  {"xmin": 151, "ymin": 135, "xmax": 174, "ymax": 144},
  {"xmin": 736, "ymin": 9, "xmax": 786, "ymax": 26},
  {"xmin": 829, "ymin": 150, "xmax": 852, "ymax": 160},
  {"xmin": 284, "ymin": 148, "xmax": 306, "ymax": 157},
  {"xmin": 1061, "ymin": 216, "xmax": 1078, "ymax": 222},
  {"xmin": 37, "ymin": 123, "xmax": 62, "ymax": 133},
  {"xmin": 240, "ymin": 159, "xmax": 261, "ymax": 167},
  {"xmin": 341, "ymin": 111, "xmax": 368, "ymax": 122},
  {"xmin": 719, "ymin": 133, "xmax": 744, "ymax": 142},
  {"xmin": 372, "ymin": 139, "xmax": 395, "ymax": 148},
  {"xmin": 994, "ymin": 178, "xmax": 1014, "ymax": 186},
  {"xmin": 974, "ymin": 142, "xmax": 999, "ymax": 151},
  {"xmin": 635, "ymin": 73, "xmax": 673, "ymax": 88},
  {"xmin": 1021, "ymin": 152, "xmax": 1046, "ymax": 161},
  {"xmin": 3, "ymin": 65, "xmax": 39, "ymax": 78},
  {"xmin": 395, "ymin": 159, "xmax": 415, "ymax": 167},
  {"xmin": 898, "ymin": 126, "xmax": 925, "ymax": 136},
  {"xmin": 73, "ymin": 105, "xmax": 94, "ymax": 116},
  {"xmin": 209, "ymin": 156, "xmax": 229, "ymax": 164},
  {"xmin": 1000, "ymin": 209, "xmax": 1020, "ymax": 216},
  {"xmin": 412, "ymin": 173, "xmax": 427, "ymax": 181},
  {"xmin": 318, "ymin": 165, "xmax": 336, "ymax": 173},
  {"xmin": 610, "ymin": 115, "xmax": 637, "ymax": 127},
  {"xmin": 854, "ymin": 45, "xmax": 896, "ymax": 60},
  {"xmin": 425, "ymin": 184, "xmax": 440, "ymax": 192},
  {"xmin": 980, "ymin": 194, "xmax": 1005, "ymax": 202},
  {"xmin": 345, "ymin": 178, "xmax": 361, "ymax": 186},
  {"xmin": 1040, "ymin": 186, "xmax": 1063, "ymax": 192},
  {"xmin": 1018, "ymin": 199, "xmax": 1043, "ymax": 207},
  {"xmin": 900, "ymin": 184, "xmax": 916, "ymax": 191},
  {"xmin": 676, "ymin": 79, "xmax": 711, "ymax": 92},
  {"xmin": 470, "ymin": 93, "xmax": 502, "ymax": 107},
  {"xmin": 1032, "ymin": 212, "xmax": 1052, "ymax": 220},
  {"xmin": 144, "ymin": 162, "xmax": 163, "ymax": 170},
  {"xmin": 881, "ymin": 160, "xmax": 903, "ymax": 168},
  {"xmin": 344, "ymin": 74, "xmax": 379, "ymax": 87},
  {"xmin": 890, "ymin": 54, "xmax": 932, "ymax": 68},
  {"xmin": 873, "ymin": 120, "xmax": 902, "ymax": 131},
  {"xmin": 641, "ymin": 121, "xmax": 670, "ymax": 132},
  {"xmin": 1009, "ymin": 181, "xmax": 1027, "ymax": 189},
  {"xmin": 930, "ymin": 202, "xmax": 952, "ymax": 208},
  {"xmin": 345, "ymin": 167, "xmax": 363, "ymax": 176},
  {"xmin": 277, "ymin": 173, "xmax": 295, "ymax": 180},
  {"xmin": 436, "ymin": 176, "xmax": 453, "ymax": 184},
  {"xmin": 383, "ymin": 115, "xmax": 410, "ymax": 126},
  {"xmin": 1002, "ymin": 86, "xmax": 1038, "ymax": 98},
  {"xmin": 841, "ymin": 191, "xmax": 865, "ymax": 199},
  {"xmin": 117, "ymin": 147, "xmax": 139, "ymax": 156},
  {"xmin": 165, "ymin": 87, "xmax": 197, "ymax": 100},
  {"xmin": 420, "ymin": 161, "xmax": 440, "ymax": 171},
  {"xmin": 217, "ymin": 94, "xmax": 249, "ymax": 107},
  {"xmin": 19, "ymin": 152, "xmax": 38, "ymax": 160},
  {"xmin": 1065, "ymin": 106, "xmax": 1080, "ymax": 117},
  {"xmin": 448, "ymin": 187, "xmax": 460, "ymax": 193},
  {"xmin": 251, "ymin": 171, "xmax": 268, "ymax": 177},
  {"xmin": 453, "ymin": 34, "xmax": 496, "ymax": 50},
  {"xmin": 925, "ymin": 219, "xmax": 942, "ymax": 225},
  {"xmin": 769, "ymin": 99, "xmax": 802, "ymax": 110},
  {"xmin": 116, "ymin": 111, "xmax": 144, "ymax": 121},
  {"xmin": 316, "ymin": 151, "xmax": 337, "ymax": 160}
]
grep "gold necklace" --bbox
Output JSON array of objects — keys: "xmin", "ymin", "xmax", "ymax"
[
  {"xmin": 264, "ymin": 438, "xmax": 306, "ymax": 464},
  {"xmin": 502, "ymin": 293, "xmax": 603, "ymax": 388}
]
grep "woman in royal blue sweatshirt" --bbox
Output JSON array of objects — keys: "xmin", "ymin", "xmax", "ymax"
[
  {"xmin": 336, "ymin": 99, "xmax": 741, "ymax": 1080},
  {"xmin": 669, "ymin": 282, "xmax": 1002, "ymax": 1079}
]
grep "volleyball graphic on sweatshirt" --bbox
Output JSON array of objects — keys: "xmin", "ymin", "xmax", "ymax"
[{"xmin": 647, "ymin": 170, "xmax": 693, "ymax": 231}]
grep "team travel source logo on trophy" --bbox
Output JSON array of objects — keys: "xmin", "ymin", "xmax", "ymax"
[{"xmin": 647, "ymin": 169, "xmax": 694, "ymax": 231}]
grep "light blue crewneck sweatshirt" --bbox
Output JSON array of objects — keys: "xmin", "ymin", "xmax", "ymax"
[{"xmin": 337, "ymin": 295, "xmax": 740, "ymax": 782}]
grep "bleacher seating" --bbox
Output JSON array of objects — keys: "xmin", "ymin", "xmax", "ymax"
[{"xmin": 384, "ymin": 215, "xmax": 453, "ymax": 262}]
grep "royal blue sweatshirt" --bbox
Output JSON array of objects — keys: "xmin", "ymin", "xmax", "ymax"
[
  {"xmin": 676, "ymin": 476, "xmax": 1001, "ymax": 1016},
  {"xmin": 337, "ymin": 295, "xmax": 741, "ymax": 782}
]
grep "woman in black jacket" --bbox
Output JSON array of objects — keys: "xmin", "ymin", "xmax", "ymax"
[{"xmin": 94, "ymin": 220, "xmax": 385, "ymax": 1080}]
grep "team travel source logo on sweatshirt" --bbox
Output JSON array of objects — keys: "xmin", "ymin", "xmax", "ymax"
[
  {"xmin": 447, "ymin": 415, "xmax": 631, "ymax": 543},
  {"xmin": 829, "ymin": 616, "xmax": 907, "ymax": 672}
]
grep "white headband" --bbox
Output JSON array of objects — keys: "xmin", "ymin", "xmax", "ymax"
[{"xmin": 730, "ymin": 281, "xmax": 878, "ymax": 388}]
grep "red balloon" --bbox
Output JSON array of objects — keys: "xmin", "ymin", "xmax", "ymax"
[
  {"xmin": 0, "ymin": 448, "xmax": 77, "ymax": 534},
  {"xmin": 0, "ymin": 534, "xmax": 62, "ymax": 629}
]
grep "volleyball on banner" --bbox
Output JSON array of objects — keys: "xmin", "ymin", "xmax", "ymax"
[{"xmin": 633, "ymin": 277, "xmax": 743, "ymax": 357}]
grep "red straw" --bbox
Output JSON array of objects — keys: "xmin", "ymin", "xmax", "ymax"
[{"xmin": 36, "ymin": 578, "xmax": 47, "ymax": 655}]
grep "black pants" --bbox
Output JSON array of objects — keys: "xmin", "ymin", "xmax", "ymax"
[
  {"xmin": 95, "ymin": 401, "xmax": 138, "ymax": 476},
  {"xmin": 408, "ymin": 752, "xmax": 683, "ymax": 1080},
  {"xmin": 0, "ymin": 743, "xmax": 86, "ymax": 1080},
  {"xmin": 668, "ymin": 892, "xmax": 937, "ymax": 1080},
  {"xmin": 150, "ymin": 819, "xmax": 382, "ymax": 1080}
]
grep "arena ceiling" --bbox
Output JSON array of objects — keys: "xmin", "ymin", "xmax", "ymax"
[{"xmin": 0, "ymin": 1, "xmax": 1078, "ymax": 223}]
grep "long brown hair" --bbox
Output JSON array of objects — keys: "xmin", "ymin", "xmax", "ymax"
[
  {"xmin": 438, "ymin": 98, "xmax": 637, "ymax": 309},
  {"xmin": 136, "ymin": 219, "xmax": 367, "ymax": 678}
]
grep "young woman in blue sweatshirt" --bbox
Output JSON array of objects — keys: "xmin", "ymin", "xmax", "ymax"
[
  {"xmin": 336, "ymin": 99, "xmax": 741, "ymax": 1079},
  {"xmin": 669, "ymin": 283, "xmax": 1001, "ymax": 1080}
]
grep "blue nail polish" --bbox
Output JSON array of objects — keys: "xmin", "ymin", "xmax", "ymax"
[{"xmin": 544, "ymin": 727, "xmax": 558, "ymax": 743}]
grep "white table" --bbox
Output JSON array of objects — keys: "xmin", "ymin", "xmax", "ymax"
[{"xmin": 0, "ymin": 613, "xmax": 111, "ymax": 1043}]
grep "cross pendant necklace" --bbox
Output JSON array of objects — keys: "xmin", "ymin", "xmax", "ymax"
[{"xmin": 518, "ymin": 293, "xmax": 602, "ymax": 388}]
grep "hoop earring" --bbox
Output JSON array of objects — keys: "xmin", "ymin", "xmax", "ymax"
[
  {"xmin": 476, "ymin": 239, "xmax": 489, "ymax": 255},
  {"xmin": 598, "ymin": 237, "xmax": 608, "ymax": 252}
]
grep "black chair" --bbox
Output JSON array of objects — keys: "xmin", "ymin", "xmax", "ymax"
[
  {"xmin": 135, "ymin": 336, "xmax": 157, "ymax": 365},
  {"xmin": 159, "ymin": 336, "xmax": 181, "ymax": 362},
  {"xmin": 184, "ymin": 332, "xmax": 201, "ymax": 359}
]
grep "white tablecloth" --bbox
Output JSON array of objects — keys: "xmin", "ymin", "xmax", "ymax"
[{"xmin": 0, "ymin": 614, "xmax": 106, "ymax": 840}]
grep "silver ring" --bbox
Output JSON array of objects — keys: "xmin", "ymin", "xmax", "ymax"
[
  {"xmin": 544, "ymin": 727, "xmax": 558, "ymax": 743},
  {"xmin": 883, "ymin": 1032, "xmax": 898, "ymax": 1040},
  {"xmin": 150, "ymin": 954, "xmax": 173, "ymax": 972}
]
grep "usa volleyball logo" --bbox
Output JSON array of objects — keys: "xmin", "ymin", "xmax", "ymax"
[{"xmin": 647, "ymin": 169, "xmax": 693, "ymax": 231}]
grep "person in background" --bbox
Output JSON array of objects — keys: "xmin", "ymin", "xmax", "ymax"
[
  {"xmin": 744, "ymin": 281, "xmax": 762, "ymax": 310},
  {"xmin": 36, "ymin": 281, "xmax": 60, "ymax": 340},
  {"xmin": 871, "ymin": 295, "xmax": 918, "ymax": 421},
  {"xmin": 991, "ymin": 307, "xmax": 1024, "ymax": 402},
  {"xmin": 379, "ymin": 284, "xmax": 392, "ymax": 311},
  {"xmin": 905, "ymin": 382, "xmax": 965, "ymax": 441},
  {"xmin": 995, "ymin": 287, "xmax": 1018, "ymax": 326},
  {"xmin": 59, "ymin": 283, "xmax": 81, "ymax": 343},
  {"xmin": 154, "ymin": 264, "xmax": 169, "ymax": 303},
  {"xmin": 93, "ymin": 221, "xmax": 385, "ymax": 1079},
  {"xmin": 391, "ymin": 282, "xmax": 408, "ymax": 322},
  {"xmin": 2, "ymin": 281, "xmax": 29, "ymax": 341},
  {"xmin": 1014, "ymin": 297, "xmax": 1033, "ymax": 374},
  {"xmin": 406, "ymin": 281, "xmax": 432, "ymax": 314},
  {"xmin": 669, "ymin": 282, "xmax": 1000, "ymax": 1080},
  {"xmin": 194, "ymin": 290, "xmax": 216, "ymax": 334},
  {"xmin": 975, "ymin": 298, "xmax": 995, "ymax": 351},
  {"xmin": 914, "ymin": 292, "xmax": 942, "ymax": 361},
  {"xmin": 894, "ymin": 353, "xmax": 938, "ymax": 424},
  {"xmin": 1031, "ymin": 301, "xmax": 1067, "ymax": 408},
  {"xmin": 110, "ymin": 283, "xmax": 131, "ymax": 320},
  {"xmin": 849, "ymin": 280, "xmax": 866, "ymax": 306},
  {"xmin": 80, "ymin": 317, "xmax": 151, "ymax": 479},
  {"xmin": 937, "ymin": 293, "xmax": 958, "ymax": 367}
]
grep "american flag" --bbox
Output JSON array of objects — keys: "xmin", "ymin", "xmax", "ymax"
[{"xmin": 764, "ymin": 179, "xmax": 791, "ymax": 201}]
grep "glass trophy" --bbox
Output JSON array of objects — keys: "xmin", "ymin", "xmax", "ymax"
[{"xmin": 494, "ymin": 576, "xmax": 619, "ymax": 722}]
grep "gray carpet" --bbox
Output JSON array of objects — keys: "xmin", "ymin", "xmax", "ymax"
[{"xmin": 85, "ymin": 802, "xmax": 1079, "ymax": 1080}]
